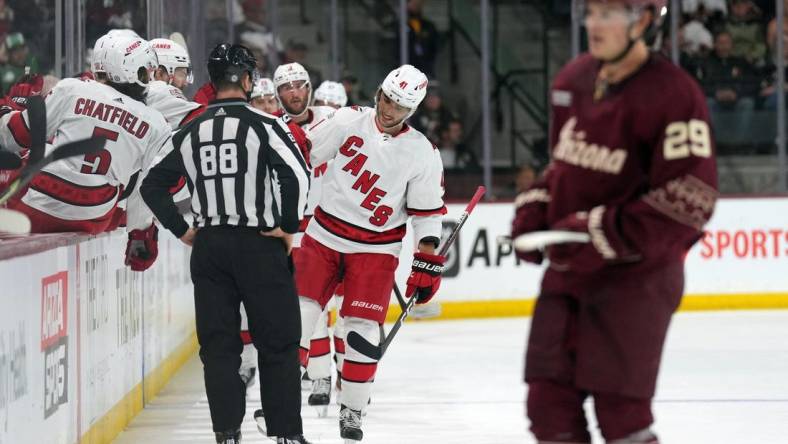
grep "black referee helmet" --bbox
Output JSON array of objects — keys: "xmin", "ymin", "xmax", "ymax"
[{"xmin": 207, "ymin": 43, "xmax": 258, "ymax": 85}]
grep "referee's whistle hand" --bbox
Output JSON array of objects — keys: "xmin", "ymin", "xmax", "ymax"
[
  {"xmin": 260, "ymin": 228, "xmax": 293, "ymax": 255},
  {"xmin": 180, "ymin": 227, "xmax": 198, "ymax": 247}
]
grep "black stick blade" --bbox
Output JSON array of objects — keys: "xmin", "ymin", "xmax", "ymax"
[
  {"xmin": 346, "ymin": 331, "xmax": 382, "ymax": 361},
  {"xmin": 25, "ymin": 95, "xmax": 46, "ymax": 164},
  {"xmin": 50, "ymin": 137, "xmax": 106, "ymax": 162},
  {"xmin": 0, "ymin": 150, "xmax": 21, "ymax": 169}
]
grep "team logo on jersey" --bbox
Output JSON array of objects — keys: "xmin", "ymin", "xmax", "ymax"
[
  {"xmin": 552, "ymin": 90, "xmax": 572, "ymax": 107},
  {"xmin": 553, "ymin": 117, "xmax": 627, "ymax": 174}
]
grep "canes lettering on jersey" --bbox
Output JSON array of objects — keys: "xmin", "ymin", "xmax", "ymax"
[
  {"xmin": 73, "ymin": 98, "xmax": 150, "ymax": 139},
  {"xmin": 305, "ymin": 106, "xmax": 446, "ymax": 256},
  {"xmin": 337, "ymin": 135, "xmax": 393, "ymax": 227}
]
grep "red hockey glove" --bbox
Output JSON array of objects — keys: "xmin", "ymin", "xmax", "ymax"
[
  {"xmin": 5, "ymin": 74, "xmax": 44, "ymax": 110},
  {"xmin": 405, "ymin": 252, "xmax": 446, "ymax": 304},
  {"xmin": 511, "ymin": 191, "xmax": 548, "ymax": 264},
  {"xmin": 125, "ymin": 224, "xmax": 159, "ymax": 271}
]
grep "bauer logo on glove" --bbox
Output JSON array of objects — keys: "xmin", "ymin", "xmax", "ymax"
[{"xmin": 405, "ymin": 252, "xmax": 446, "ymax": 304}]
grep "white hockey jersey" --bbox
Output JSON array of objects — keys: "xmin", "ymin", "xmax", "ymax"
[
  {"xmin": 304, "ymin": 106, "xmax": 446, "ymax": 256},
  {"xmin": 301, "ymin": 106, "xmax": 336, "ymax": 218},
  {"xmin": 0, "ymin": 78, "xmax": 171, "ymax": 227},
  {"xmin": 146, "ymin": 80, "xmax": 203, "ymax": 130}
]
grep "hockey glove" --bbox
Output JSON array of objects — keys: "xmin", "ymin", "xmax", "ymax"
[
  {"xmin": 5, "ymin": 74, "xmax": 44, "ymax": 110},
  {"xmin": 511, "ymin": 190, "xmax": 549, "ymax": 264},
  {"xmin": 405, "ymin": 252, "xmax": 446, "ymax": 304},
  {"xmin": 125, "ymin": 223, "xmax": 159, "ymax": 271}
]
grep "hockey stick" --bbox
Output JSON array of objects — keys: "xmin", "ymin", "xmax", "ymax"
[
  {"xmin": 0, "ymin": 137, "xmax": 106, "ymax": 206},
  {"xmin": 347, "ymin": 185, "xmax": 486, "ymax": 361},
  {"xmin": 496, "ymin": 230, "xmax": 590, "ymax": 252},
  {"xmin": 26, "ymin": 95, "xmax": 46, "ymax": 165}
]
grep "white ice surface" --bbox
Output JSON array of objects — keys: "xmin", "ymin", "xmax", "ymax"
[{"xmin": 114, "ymin": 311, "xmax": 788, "ymax": 443}]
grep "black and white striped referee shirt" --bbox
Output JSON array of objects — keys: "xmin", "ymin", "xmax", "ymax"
[{"xmin": 140, "ymin": 98, "xmax": 309, "ymax": 238}]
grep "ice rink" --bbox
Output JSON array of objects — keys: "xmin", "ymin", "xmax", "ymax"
[{"xmin": 114, "ymin": 310, "xmax": 788, "ymax": 443}]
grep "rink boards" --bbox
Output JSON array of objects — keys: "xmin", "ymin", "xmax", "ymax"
[
  {"xmin": 391, "ymin": 197, "xmax": 788, "ymax": 320},
  {"xmin": 1, "ymin": 197, "xmax": 787, "ymax": 444},
  {"xmin": 0, "ymin": 231, "xmax": 195, "ymax": 444}
]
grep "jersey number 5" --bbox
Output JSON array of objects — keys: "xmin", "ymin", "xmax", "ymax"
[
  {"xmin": 663, "ymin": 119, "xmax": 711, "ymax": 160},
  {"xmin": 81, "ymin": 126, "xmax": 118, "ymax": 175}
]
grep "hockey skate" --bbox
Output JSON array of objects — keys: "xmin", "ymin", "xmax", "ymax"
[
  {"xmin": 254, "ymin": 409, "xmax": 267, "ymax": 437},
  {"xmin": 301, "ymin": 371, "xmax": 312, "ymax": 390},
  {"xmin": 276, "ymin": 435, "xmax": 312, "ymax": 444},
  {"xmin": 339, "ymin": 404, "xmax": 363, "ymax": 443},
  {"xmin": 215, "ymin": 428, "xmax": 241, "ymax": 443},
  {"xmin": 307, "ymin": 376, "xmax": 331, "ymax": 417}
]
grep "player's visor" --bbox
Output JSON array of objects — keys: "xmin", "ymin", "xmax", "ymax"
[{"xmin": 277, "ymin": 80, "xmax": 309, "ymax": 93}]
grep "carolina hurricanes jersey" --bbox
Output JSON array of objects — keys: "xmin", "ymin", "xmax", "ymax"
[
  {"xmin": 146, "ymin": 80, "xmax": 203, "ymax": 130},
  {"xmin": 0, "ymin": 78, "xmax": 171, "ymax": 225},
  {"xmin": 304, "ymin": 106, "xmax": 446, "ymax": 256}
]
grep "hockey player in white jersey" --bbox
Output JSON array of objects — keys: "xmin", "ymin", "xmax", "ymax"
[
  {"xmin": 0, "ymin": 35, "xmax": 171, "ymax": 271},
  {"xmin": 250, "ymin": 77, "xmax": 279, "ymax": 114},
  {"xmin": 313, "ymin": 80, "xmax": 348, "ymax": 108},
  {"xmin": 147, "ymin": 38, "xmax": 204, "ymax": 129},
  {"xmin": 297, "ymin": 64, "xmax": 446, "ymax": 442},
  {"xmin": 272, "ymin": 63, "xmax": 348, "ymax": 417}
]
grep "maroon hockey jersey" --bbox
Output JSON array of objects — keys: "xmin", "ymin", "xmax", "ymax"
[{"xmin": 512, "ymin": 53, "xmax": 718, "ymax": 276}]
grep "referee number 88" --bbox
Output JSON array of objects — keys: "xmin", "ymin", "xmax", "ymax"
[{"xmin": 200, "ymin": 144, "xmax": 238, "ymax": 176}]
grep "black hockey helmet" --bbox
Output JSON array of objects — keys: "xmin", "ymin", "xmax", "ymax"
[{"xmin": 207, "ymin": 43, "xmax": 258, "ymax": 85}]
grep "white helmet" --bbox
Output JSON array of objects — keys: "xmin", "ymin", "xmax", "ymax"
[
  {"xmin": 103, "ymin": 36, "xmax": 158, "ymax": 87},
  {"xmin": 107, "ymin": 28, "xmax": 140, "ymax": 39},
  {"xmin": 91, "ymin": 33, "xmax": 114, "ymax": 74},
  {"xmin": 379, "ymin": 64, "xmax": 428, "ymax": 112},
  {"xmin": 273, "ymin": 62, "xmax": 312, "ymax": 117},
  {"xmin": 149, "ymin": 38, "xmax": 193, "ymax": 84},
  {"xmin": 314, "ymin": 80, "xmax": 347, "ymax": 107},
  {"xmin": 251, "ymin": 77, "xmax": 276, "ymax": 99}
]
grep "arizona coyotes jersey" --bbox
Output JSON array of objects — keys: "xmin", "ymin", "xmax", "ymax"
[
  {"xmin": 0, "ymin": 78, "xmax": 171, "ymax": 225},
  {"xmin": 304, "ymin": 106, "xmax": 446, "ymax": 256},
  {"xmin": 146, "ymin": 80, "xmax": 204, "ymax": 130},
  {"xmin": 514, "ymin": 53, "xmax": 718, "ymax": 276}
]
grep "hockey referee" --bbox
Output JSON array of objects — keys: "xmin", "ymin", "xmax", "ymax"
[{"xmin": 140, "ymin": 44, "xmax": 311, "ymax": 444}]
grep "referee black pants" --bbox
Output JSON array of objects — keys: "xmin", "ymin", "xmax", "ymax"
[{"xmin": 190, "ymin": 226, "xmax": 302, "ymax": 436}]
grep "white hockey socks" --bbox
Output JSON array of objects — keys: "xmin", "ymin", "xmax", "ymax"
[
  {"xmin": 298, "ymin": 296, "xmax": 323, "ymax": 376},
  {"xmin": 306, "ymin": 308, "xmax": 332, "ymax": 379},
  {"xmin": 339, "ymin": 316, "xmax": 380, "ymax": 411}
]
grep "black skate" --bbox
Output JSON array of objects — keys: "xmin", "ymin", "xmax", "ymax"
[
  {"xmin": 339, "ymin": 404, "xmax": 363, "ymax": 443},
  {"xmin": 276, "ymin": 435, "xmax": 312, "ymax": 444},
  {"xmin": 307, "ymin": 376, "xmax": 331, "ymax": 417},
  {"xmin": 215, "ymin": 428, "xmax": 241, "ymax": 443},
  {"xmin": 254, "ymin": 409, "xmax": 266, "ymax": 436}
]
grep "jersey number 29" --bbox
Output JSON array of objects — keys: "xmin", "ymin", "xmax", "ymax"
[{"xmin": 663, "ymin": 120, "xmax": 711, "ymax": 160}]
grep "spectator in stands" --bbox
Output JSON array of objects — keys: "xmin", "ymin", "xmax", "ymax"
[
  {"xmin": 761, "ymin": 1, "xmax": 788, "ymax": 109},
  {"xmin": 282, "ymin": 40, "xmax": 322, "ymax": 87},
  {"xmin": 700, "ymin": 31, "xmax": 758, "ymax": 111},
  {"xmin": 724, "ymin": 0, "xmax": 767, "ymax": 65},
  {"xmin": 515, "ymin": 163, "xmax": 537, "ymax": 195},
  {"xmin": 0, "ymin": 0, "xmax": 13, "ymax": 38},
  {"xmin": 0, "ymin": 33, "xmax": 38, "ymax": 95},
  {"xmin": 401, "ymin": 0, "xmax": 440, "ymax": 78},
  {"xmin": 683, "ymin": 0, "xmax": 727, "ymax": 17},
  {"xmin": 240, "ymin": 31, "xmax": 275, "ymax": 78},
  {"xmin": 340, "ymin": 71, "xmax": 367, "ymax": 106},
  {"xmin": 437, "ymin": 119, "xmax": 478, "ymax": 171},
  {"xmin": 682, "ymin": 12, "xmax": 714, "ymax": 57},
  {"xmin": 412, "ymin": 82, "xmax": 454, "ymax": 145}
]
